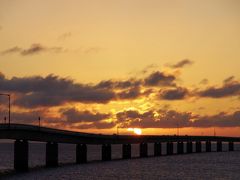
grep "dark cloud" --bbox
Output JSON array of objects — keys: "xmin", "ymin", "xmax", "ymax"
[
  {"xmin": 156, "ymin": 110, "xmax": 193, "ymax": 128},
  {"xmin": 1, "ymin": 105, "xmax": 240, "ymax": 129},
  {"xmin": 1, "ymin": 44, "xmax": 65, "ymax": 56},
  {"xmin": 223, "ymin": 76, "xmax": 235, "ymax": 84},
  {"xmin": 0, "ymin": 108, "xmax": 115, "ymax": 129},
  {"xmin": 117, "ymin": 86, "xmax": 142, "ymax": 100},
  {"xmin": 21, "ymin": 44, "xmax": 46, "ymax": 55},
  {"xmin": 96, "ymin": 79, "xmax": 141, "ymax": 89},
  {"xmin": 159, "ymin": 87, "xmax": 189, "ymax": 100},
  {"xmin": 116, "ymin": 109, "xmax": 192, "ymax": 128},
  {"xmin": 193, "ymin": 111, "xmax": 240, "ymax": 128},
  {"xmin": 74, "ymin": 121, "xmax": 115, "ymax": 129},
  {"xmin": 1, "ymin": 46, "xmax": 22, "ymax": 55},
  {"xmin": 94, "ymin": 121, "xmax": 115, "ymax": 129},
  {"xmin": 1, "ymin": 68, "xmax": 239, "ymax": 110},
  {"xmin": 0, "ymin": 74, "xmax": 116, "ymax": 107},
  {"xmin": 169, "ymin": 59, "xmax": 194, "ymax": 69},
  {"xmin": 0, "ymin": 72, "xmax": 5, "ymax": 79},
  {"xmin": 95, "ymin": 80, "xmax": 114, "ymax": 89},
  {"xmin": 141, "ymin": 64, "xmax": 158, "ymax": 74},
  {"xmin": 58, "ymin": 108, "xmax": 115, "ymax": 129},
  {"xmin": 116, "ymin": 109, "xmax": 240, "ymax": 128},
  {"xmin": 61, "ymin": 108, "xmax": 111, "ymax": 123},
  {"xmin": 116, "ymin": 110, "xmax": 155, "ymax": 128},
  {"xmin": 144, "ymin": 71, "xmax": 176, "ymax": 86},
  {"xmin": 198, "ymin": 81, "xmax": 240, "ymax": 98}
]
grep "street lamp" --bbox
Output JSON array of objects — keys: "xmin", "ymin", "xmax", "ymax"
[
  {"xmin": 38, "ymin": 116, "xmax": 41, "ymax": 127},
  {"xmin": 0, "ymin": 93, "xmax": 11, "ymax": 126}
]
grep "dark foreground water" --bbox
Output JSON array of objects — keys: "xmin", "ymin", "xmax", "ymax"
[{"xmin": 0, "ymin": 142, "xmax": 240, "ymax": 179}]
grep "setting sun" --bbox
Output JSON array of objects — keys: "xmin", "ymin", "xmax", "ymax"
[{"xmin": 127, "ymin": 128, "xmax": 142, "ymax": 135}]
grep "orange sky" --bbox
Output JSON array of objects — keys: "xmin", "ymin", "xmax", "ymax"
[{"xmin": 0, "ymin": 0, "xmax": 240, "ymax": 136}]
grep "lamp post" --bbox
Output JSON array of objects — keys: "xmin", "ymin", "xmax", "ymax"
[
  {"xmin": 38, "ymin": 116, "xmax": 41, "ymax": 127},
  {"xmin": 177, "ymin": 119, "xmax": 179, "ymax": 136},
  {"xmin": 0, "ymin": 93, "xmax": 11, "ymax": 126},
  {"xmin": 117, "ymin": 126, "xmax": 119, "ymax": 135}
]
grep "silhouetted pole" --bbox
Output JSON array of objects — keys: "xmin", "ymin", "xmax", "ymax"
[
  {"xmin": 38, "ymin": 117, "xmax": 41, "ymax": 127},
  {"xmin": 0, "ymin": 93, "xmax": 10, "ymax": 126},
  {"xmin": 177, "ymin": 120, "xmax": 179, "ymax": 136},
  {"xmin": 8, "ymin": 94, "xmax": 10, "ymax": 126},
  {"xmin": 117, "ymin": 126, "xmax": 119, "ymax": 135},
  {"xmin": 4, "ymin": 116, "xmax": 6, "ymax": 124}
]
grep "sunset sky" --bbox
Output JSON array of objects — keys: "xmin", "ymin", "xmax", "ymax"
[{"xmin": 0, "ymin": 0, "xmax": 240, "ymax": 136}]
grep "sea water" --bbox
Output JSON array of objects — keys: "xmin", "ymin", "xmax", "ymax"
[{"xmin": 0, "ymin": 141, "xmax": 240, "ymax": 179}]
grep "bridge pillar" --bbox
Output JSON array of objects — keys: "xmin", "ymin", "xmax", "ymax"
[
  {"xmin": 196, "ymin": 141, "xmax": 202, "ymax": 153},
  {"xmin": 14, "ymin": 140, "xmax": 28, "ymax": 172},
  {"xmin": 76, "ymin": 144, "xmax": 87, "ymax": 164},
  {"xmin": 229, "ymin": 142, "xmax": 234, "ymax": 151},
  {"xmin": 154, "ymin": 142, "xmax": 162, "ymax": 156},
  {"xmin": 167, "ymin": 142, "xmax": 173, "ymax": 155},
  {"xmin": 177, "ymin": 142, "xmax": 184, "ymax": 154},
  {"xmin": 206, "ymin": 141, "xmax": 211, "ymax": 152},
  {"xmin": 187, "ymin": 141, "xmax": 193, "ymax": 153},
  {"xmin": 102, "ymin": 144, "xmax": 111, "ymax": 161},
  {"xmin": 122, "ymin": 144, "xmax": 131, "ymax": 159},
  {"xmin": 46, "ymin": 142, "xmax": 58, "ymax": 167},
  {"xmin": 217, "ymin": 141, "xmax": 222, "ymax": 152},
  {"xmin": 140, "ymin": 143, "xmax": 148, "ymax": 157}
]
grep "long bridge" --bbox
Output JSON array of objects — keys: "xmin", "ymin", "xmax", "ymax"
[{"xmin": 0, "ymin": 124, "xmax": 239, "ymax": 172}]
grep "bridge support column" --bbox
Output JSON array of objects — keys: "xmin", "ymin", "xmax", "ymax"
[
  {"xmin": 206, "ymin": 141, "xmax": 211, "ymax": 152},
  {"xmin": 154, "ymin": 142, "xmax": 161, "ymax": 156},
  {"xmin": 46, "ymin": 142, "xmax": 58, "ymax": 167},
  {"xmin": 177, "ymin": 142, "xmax": 184, "ymax": 154},
  {"xmin": 229, "ymin": 142, "xmax": 234, "ymax": 151},
  {"xmin": 167, "ymin": 142, "xmax": 173, "ymax": 155},
  {"xmin": 196, "ymin": 141, "xmax": 202, "ymax": 153},
  {"xmin": 122, "ymin": 144, "xmax": 131, "ymax": 159},
  {"xmin": 217, "ymin": 141, "xmax": 222, "ymax": 152},
  {"xmin": 14, "ymin": 140, "xmax": 28, "ymax": 172},
  {"xmin": 102, "ymin": 144, "xmax": 111, "ymax": 161},
  {"xmin": 187, "ymin": 141, "xmax": 193, "ymax": 153},
  {"xmin": 76, "ymin": 144, "xmax": 87, "ymax": 163},
  {"xmin": 140, "ymin": 143, "xmax": 148, "ymax": 157}
]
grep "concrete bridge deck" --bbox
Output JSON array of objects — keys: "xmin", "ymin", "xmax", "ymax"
[{"xmin": 1, "ymin": 124, "xmax": 240, "ymax": 144}]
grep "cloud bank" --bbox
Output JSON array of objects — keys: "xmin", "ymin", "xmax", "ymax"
[{"xmin": 1, "ymin": 44, "xmax": 65, "ymax": 56}]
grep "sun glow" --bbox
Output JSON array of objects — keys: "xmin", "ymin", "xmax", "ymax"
[{"xmin": 127, "ymin": 128, "xmax": 142, "ymax": 135}]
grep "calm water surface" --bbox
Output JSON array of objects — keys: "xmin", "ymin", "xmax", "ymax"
[{"xmin": 0, "ymin": 142, "xmax": 239, "ymax": 179}]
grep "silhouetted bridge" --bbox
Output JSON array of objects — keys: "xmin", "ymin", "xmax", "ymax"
[{"xmin": 0, "ymin": 124, "xmax": 239, "ymax": 172}]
